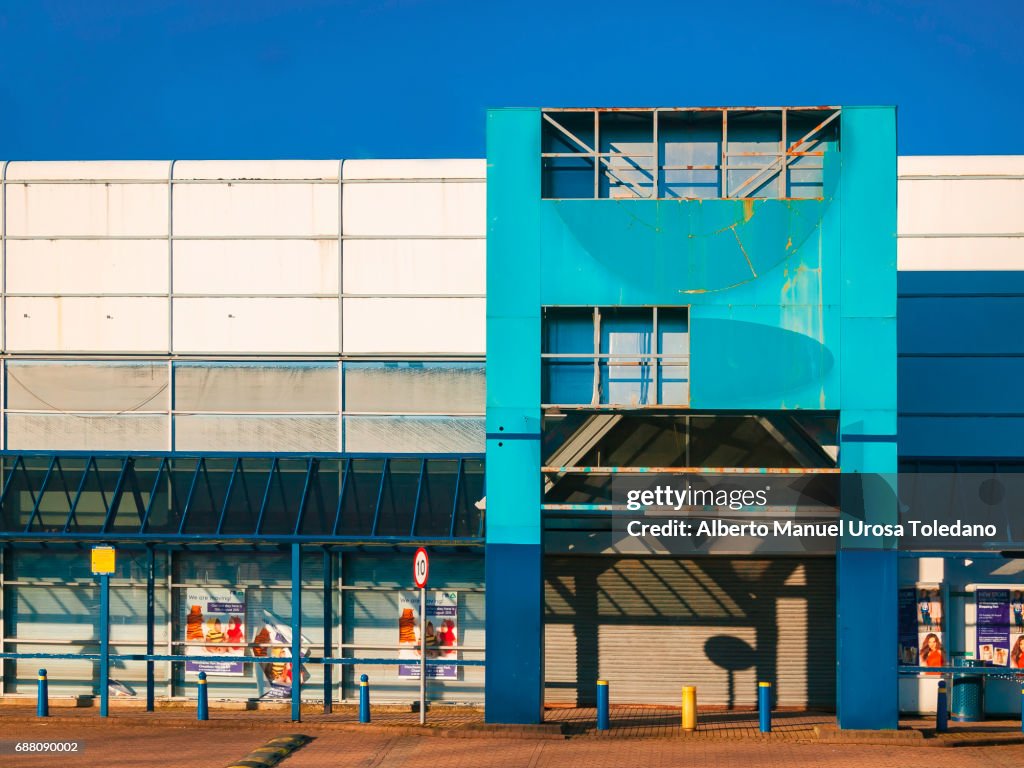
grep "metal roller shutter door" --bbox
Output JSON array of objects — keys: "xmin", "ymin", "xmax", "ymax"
[{"xmin": 545, "ymin": 556, "xmax": 836, "ymax": 709}]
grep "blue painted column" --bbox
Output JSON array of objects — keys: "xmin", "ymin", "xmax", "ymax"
[
  {"xmin": 836, "ymin": 106, "xmax": 899, "ymax": 730},
  {"xmin": 485, "ymin": 107, "xmax": 544, "ymax": 724},
  {"xmin": 146, "ymin": 544, "xmax": 155, "ymax": 712},
  {"xmin": 291, "ymin": 542, "xmax": 302, "ymax": 723},
  {"xmin": 322, "ymin": 547, "xmax": 333, "ymax": 714},
  {"xmin": 99, "ymin": 572, "xmax": 110, "ymax": 717}
]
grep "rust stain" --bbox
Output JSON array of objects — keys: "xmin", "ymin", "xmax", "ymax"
[
  {"xmin": 741, "ymin": 198, "xmax": 755, "ymax": 223},
  {"xmin": 785, "ymin": 236, "xmax": 793, "ymax": 250},
  {"xmin": 731, "ymin": 225, "xmax": 757, "ymax": 278}
]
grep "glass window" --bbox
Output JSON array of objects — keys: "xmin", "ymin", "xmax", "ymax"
[{"xmin": 542, "ymin": 307, "xmax": 689, "ymax": 407}]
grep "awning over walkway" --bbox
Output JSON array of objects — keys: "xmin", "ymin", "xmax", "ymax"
[{"xmin": 0, "ymin": 453, "xmax": 485, "ymax": 544}]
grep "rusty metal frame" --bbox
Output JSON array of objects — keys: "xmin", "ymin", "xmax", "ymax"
[{"xmin": 541, "ymin": 107, "xmax": 839, "ymax": 201}]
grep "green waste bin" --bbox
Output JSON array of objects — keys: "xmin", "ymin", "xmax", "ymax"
[{"xmin": 951, "ymin": 660, "xmax": 987, "ymax": 722}]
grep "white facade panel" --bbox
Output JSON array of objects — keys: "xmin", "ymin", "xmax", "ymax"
[
  {"xmin": 344, "ymin": 416, "xmax": 484, "ymax": 453},
  {"xmin": 6, "ymin": 413, "xmax": 168, "ymax": 451},
  {"xmin": 343, "ymin": 298, "xmax": 485, "ymax": 355},
  {"xmin": 6, "ymin": 297, "xmax": 169, "ymax": 352},
  {"xmin": 172, "ymin": 298, "xmax": 339, "ymax": 354},
  {"xmin": 174, "ymin": 239, "xmax": 339, "ymax": 295},
  {"xmin": 7, "ymin": 361, "xmax": 168, "ymax": 412},
  {"xmin": 898, "ymin": 155, "xmax": 1024, "ymax": 177},
  {"xmin": 343, "ymin": 239, "xmax": 485, "ymax": 295},
  {"xmin": 6, "ymin": 160, "xmax": 170, "ymax": 181},
  {"xmin": 172, "ymin": 160, "xmax": 339, "ymax": 181},
  {"xmin": 898, "ymin": 178, "xmax": 1024, "ymax": 235},
  {"xmin": 5, "ymin": 182, "xmax": 168, "ymax": 237},
  {"xmin": 343, "ymin": 159, "xmax": 485, "ymax": 180},
  {"xmin": 172, "ymin": 183, "xmax": 338, "ymax": 237},
  {"xmin": 343, "ymin": 181, "xmax": 485, "ymax": 237},
  {"xmin": 174, "ymin": 362, "xmax": 339, "ymax": 412},
  {"xmin": 898, "ymin": 236, "xmax": 1024, "ymax": 271},
  {"xmin": 6, "ymin": 239, "xmax": 168, "ymax": 294},
  {"xmin": 174, "ymin": 415, "xmax": 338, "ymax": 452}
]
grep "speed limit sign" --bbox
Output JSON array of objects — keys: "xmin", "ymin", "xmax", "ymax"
[{"xmin": 413, "ymin": 547, "xmax": 429, "ymax": 589}]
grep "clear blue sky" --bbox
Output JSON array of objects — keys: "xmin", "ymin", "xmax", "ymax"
[{"xmin": 2, "ymin": 0, "xmax": 1021, "ymax": 159}]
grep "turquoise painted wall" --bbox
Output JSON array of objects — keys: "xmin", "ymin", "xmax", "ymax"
[{"xmin": 485, "ymin": 106, "xmax": 897, "ymax": 727}]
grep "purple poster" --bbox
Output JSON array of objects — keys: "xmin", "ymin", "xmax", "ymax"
[
  {"xmin": 977, "ymin": 588, "xmax": 1011, "ymax": 666},
  {"xmin": 898, "ymin": 587, "xmax": 919, "ymax": 666}
]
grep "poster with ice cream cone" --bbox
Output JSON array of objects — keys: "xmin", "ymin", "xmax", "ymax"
[
  {"xmin": 184, "ymin": 588, "xmax": 246, "ymax": 675},
  {"xmin": 398, "ymin": 591, "xmax": 458, "ymax": 679}
]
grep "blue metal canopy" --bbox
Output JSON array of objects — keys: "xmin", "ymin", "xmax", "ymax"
[{"xmin": 0, "ymin": 452, "xmax": 485, "ymax": 544}]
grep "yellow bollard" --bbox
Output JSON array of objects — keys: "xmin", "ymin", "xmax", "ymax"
[{"xmin": 681, "ymin": 685, "xmax": 697, "ymax": 731}]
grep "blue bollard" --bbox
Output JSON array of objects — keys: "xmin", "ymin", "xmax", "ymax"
[
  {"xmin": 37, "ymin": 669, "xmax": 49, "ymax": 718},
  {"xmin": 197, "ymin": 672, "xmax": 209, "ymax": 721},
  {"xmin": 359, "ymin": 674, "xmax": 371, "ymax": 724},
  {"xmin": 937, "ymin": 679, "xmax": 949, "ymax": 733},
  {"xmin": 758, "ymin": 682, "xmax": 771, "ymax": 733},
  {"xmin": 1020, "ymin": 685, "xmax": 1024, "ymax": 733},
  {"xmin": 596, "ymin": 680, "xmax": 609, "ymax": 731}
]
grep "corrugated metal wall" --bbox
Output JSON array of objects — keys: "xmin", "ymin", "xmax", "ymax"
[
  {"xmin": 544, "ymin": 556, "xmax": 836, "ymax": 709},
  {"xmin": 0, "ymin": 159, "xmax": 486, "ymax": 454}
]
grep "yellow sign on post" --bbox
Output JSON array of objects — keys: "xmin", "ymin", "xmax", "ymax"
[{"xmin": 91, "ymin": 546, "xmax": 116, "ymax": 575}]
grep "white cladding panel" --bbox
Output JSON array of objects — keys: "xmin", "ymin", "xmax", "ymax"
[
  {"xmin": 898, "ymin": 178, "xmax": 1024, "ymax": 235},
  {"xmin": 174, "ymin": 415, "xmax": 338, "ymax": 452},
  {"xmin": 172, "ymin": 298, "xmax": 339, "ymax": 353},
  {"xmin": 6, "ymin": 160, "xmax": 170, "ymax": 181},
  {"xmin": 343, "ymin": 159, "xmax": 485, "ymax": 180},
  {"xmin": 172, "ymin": 160, "xmax": 339, "ymax": 180},
  {"xmin": 6, "ymin": 413, "xmax": 168, "ymax": 451},
  {"xmin": 343, "ymin": 181, "xmax": 485, "ymax": 237},
  {"xmin": 899, "ymin": 236, "xmax": 1024, "ymax": 271},
  {"xmin": 6, "ymin": 239, "xmax": 169, "ymax": 294},
  {"xmin": 343, "ymin": 239, "xmax": 485, "ymax": 295},
  {"xmin": 172, "ymin": 183, "xmax": 338, "ymax": 237},
  {"xmin": 174, "ymin": 239, "xmax": 339, "ymax": 295},
  {"xmin": 6, "ymin": 297, "xmax": 168, "ymax": 352},
  {"xmin": 6, "ymin": 182, "xmax": 168, "ymax": 237},
  {"xmin": 343, "ymin": 298, "xmax": 485, "ymax": 355},
  {"xmin": 898, "ymin": 155, "xmax": 1024, "ymax": 176},
  {"xmin": 897, "ymin": 156, "xmax": 1024, "ymax": 271},
  {"xmin": 6, "ymin": 361, "xmax": 168, "ymax": 412}
]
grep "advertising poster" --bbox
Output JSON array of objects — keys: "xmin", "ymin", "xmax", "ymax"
[
  {"xmin": 977, "ymin": 588, "xmax": 1011, "ymax": 666},
  {"xmin": 398, "ymin": 591, "xmax": 458, "ymax": 679},
  {"xmin": 250, "ymin": 609, "xmax": 312, "ymax": 699},
  {"xmin": 897, "ymin": 587, "xmax": 920, "ymax": 666},
  {"xmin": 184, "ymin": 587, "xmax": 246, "ymax": 675},
  {"xmin": 899, "ymin": 583, "xmax": 945, "ymax": 668}
]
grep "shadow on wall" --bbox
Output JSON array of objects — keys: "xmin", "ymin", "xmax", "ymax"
[{"xmin": 543, "ymin": 556, "xmax": 836, "ymax": 710}]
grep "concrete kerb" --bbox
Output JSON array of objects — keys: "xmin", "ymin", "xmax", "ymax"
[{"xmin": 223, "ymin": 734, "xmax": 311, "ymax": 768}]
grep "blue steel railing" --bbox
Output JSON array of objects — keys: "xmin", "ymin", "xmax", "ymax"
[{"xmin": 0, "ymin": 651, "xmax": 484, "ymax": 666}]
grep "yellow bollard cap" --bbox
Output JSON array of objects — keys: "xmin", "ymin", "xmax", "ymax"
[
  {"xmin": 758, "ymin": 682, "xmax": 771, "ymax": 688},
  {"xmin": 597, "ymin": 680, "xmax": 608, "ymax": 686}
]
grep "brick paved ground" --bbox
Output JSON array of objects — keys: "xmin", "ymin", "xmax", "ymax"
[{"xmin": 6, "ymin": 705, "xmax": 1024, "ymax": 767}]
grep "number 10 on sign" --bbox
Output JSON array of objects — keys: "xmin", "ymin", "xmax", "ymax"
[
  {"xmin": 413, "ymin": 548, "xmax": 429, "ymax": 589},
  {"xmin": 413, "ymin": 548, "xmax": 429, "ymax": 723}
]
